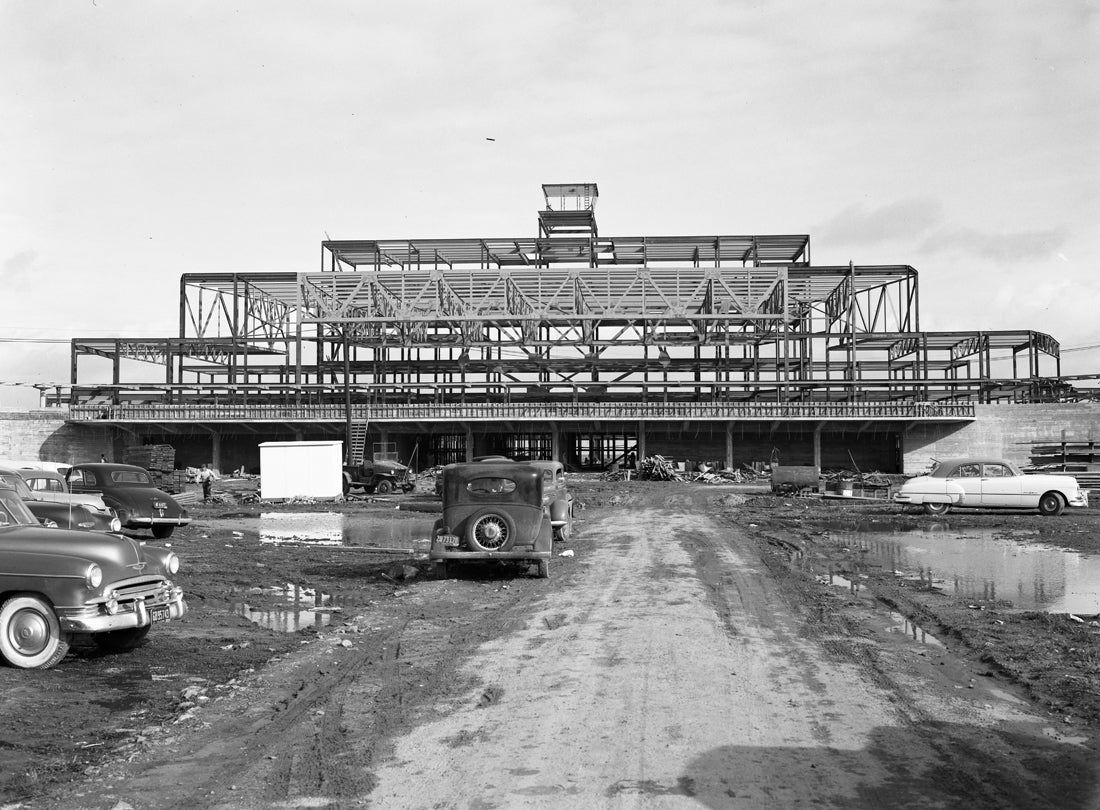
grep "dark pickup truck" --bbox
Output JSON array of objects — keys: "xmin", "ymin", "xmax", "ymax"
[{"xmin": 341, "ymin": 459, "xmax": 416, "ymax": 495}]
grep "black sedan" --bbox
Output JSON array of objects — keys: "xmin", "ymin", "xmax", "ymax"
[
  {"xmin": 0, "ymin": 467, "xmax": 121, "ymax": 533},
  {"xmin": 66, "ymin": 463, "xmax": 191, "ymax": 539}
]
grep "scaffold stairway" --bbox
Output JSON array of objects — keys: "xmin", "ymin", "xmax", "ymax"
[{"xmin": 349, "ymin": 420, "xmax": 369, "ymax": 464}]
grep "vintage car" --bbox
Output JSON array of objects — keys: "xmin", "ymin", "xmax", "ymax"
[
  {"xmin": 430, "ymin": 459, "xmax": 569, "ymax": 578},
  {"xmin": 0, "ymin": 483, "xmax": 185, "ymax": 668},
  {"xmin": 7, "ymin": 467, "xmax": 121, "ymax": 533},
  {"xmin": 66, "ymin": 463, "xmax": 191, "ymax": 539},
  {"xmin": 893, "ymin": 458, "xmax": 1089, "ymax": 516},
  {"xmin": 342, "ymin": 458, "xmax": 416, "ymax": 495},
  {"xmin": 527, "ymin": 459, "xmax": 575, "ymax": 541}
]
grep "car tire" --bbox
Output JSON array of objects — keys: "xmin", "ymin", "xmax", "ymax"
[
  {"xmin": 152, "ymin": 525, "xmax": 174, "ymax": 539},
  {"xmin": 431, "ymin": 561, "xmax": 449, "ymax": 580},
  {"xmin": 342, "ymin": 475, "xmax": 352, "ymax": 495},
  {"xmin": 923, "ymin": 502, "xmax": 950, "ymax": 516},
  {"xmin": 93, "ymin": 625, "xmax": 151, "ymax": 653},
  {"xmin": 1038, "ymin": 492, "xmax": 1065, "ymax": 516},
  {"xmin": 535, "ymin": 559, "xmax": 549, "ymax": 579},
  {"xmin": 465, "ymin": 509, "xmax": 516, "ymax": 552},
  {"xmin": 0, "ymin": 595, "xmax": 70, "ymax": 669},
  {"xmin": 376, "ymin": 480, "xmax": 394, "ymax": 495}
]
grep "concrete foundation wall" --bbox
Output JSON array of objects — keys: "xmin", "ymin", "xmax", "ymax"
[
  {"xmin": 4, "ymin": 402, "xmax": 1097, "ymax": 479},
  {"xmin": 901, "ymin": 403, "xmax": 1100, "ymax": 473},
  {"xmin": 0, "ymin": 410, "xmax": 112, "ymax": 466}
]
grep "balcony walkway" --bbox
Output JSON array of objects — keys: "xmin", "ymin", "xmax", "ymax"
[{"xmin": 69, "ymin": 400, "xmax": 975, "ymax": 425}]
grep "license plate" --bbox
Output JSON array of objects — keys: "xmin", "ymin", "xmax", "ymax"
[
  {"xmin": 439, "ymin": 534, "xmax": 460, "ymax": 547},
  {"xmin": 149, "ymin": 605, "xmax": 170, "ymax": 623}
]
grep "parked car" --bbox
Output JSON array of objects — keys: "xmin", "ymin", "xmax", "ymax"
[
  {"xmin": 430, "ymin": 459, "xmax": 565, "ymax": 579},
  {"xmin": 893, "ymin": 458, "xmax": 1089, "ymax": 516},
  {"xmin": 0, "ymin": 482, "xmax": 185, "ymax": 668},
  {"xmin": 527, "ymin": 460, "xmax": 575, "ymax": 541},
  {"xmin": 12, "ymin": 468, "xmax": 121, "ymax": 533},
  {"xmin": 66, "ymin": 463, "xmax": 191, "ymax": 539},
  {"xmin": 0, "ymin": 467, "xmax": 120, "ymax": 533}
]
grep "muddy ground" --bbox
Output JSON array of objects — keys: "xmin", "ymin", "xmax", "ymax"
[{"xmin": 1, "ymin": 477, "xmax": 1099, "ymax": 807}]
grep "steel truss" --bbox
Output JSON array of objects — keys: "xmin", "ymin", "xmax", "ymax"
[{"xmin": 68, "ymin": 227, "xmax": 1064, "ymax": 408}]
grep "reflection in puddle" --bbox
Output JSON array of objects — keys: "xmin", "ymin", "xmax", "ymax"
[
  {"xmin": 887, "ymin": 611, "xmax": 943, "ymax": 646},
  {"xmin": 233, "ymin": 582, "xmax": 340, "ymax": 632},
  {"xmin": 827, "ymin": 527, "xmax": 1100, "ymax": 615},
  {"xmin": 260, "ymin": 512, "xmax": 343, "ymax": 546},
  {"xmin": 257, "ymin": 511, "xmax": 433, "ymax": 551}
]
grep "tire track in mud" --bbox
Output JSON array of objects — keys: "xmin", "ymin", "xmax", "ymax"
[
  {"xmin": 710, "ymin": 491, "xmax": 1100, "ymax": 810},
  {"xmin": 41, "ymin": 579, "xmax": 556, "ymax": 810}
]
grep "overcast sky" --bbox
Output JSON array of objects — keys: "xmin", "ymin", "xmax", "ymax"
[{"xmin": 2, "ymin": 1, "xmax": 1097, "ymax": 406}]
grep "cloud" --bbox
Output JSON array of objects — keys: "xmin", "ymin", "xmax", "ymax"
[
  {"xmin": 918, "ymin": 226, "xmax": 1068, "ymax": 261},
  {"xmin": 815, "ymin": 199, "xmax": 945, "ymax": 247},
  {"xmin": 1, "ymin": 251, "xmax": 37, "ymax": 283}
]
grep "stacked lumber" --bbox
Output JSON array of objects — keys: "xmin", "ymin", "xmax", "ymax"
[
  {"xmin": 124, "ymin": 444, "xmax": 176, "ymax": 472},
  {"xmin": 123, "ymin": 444, "xmax": 185, "ymax": 493}
]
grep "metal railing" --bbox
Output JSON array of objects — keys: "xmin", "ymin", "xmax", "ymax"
[{"xmin": 69, "ymin": 400, "xmax": 975, "ymax": 423}]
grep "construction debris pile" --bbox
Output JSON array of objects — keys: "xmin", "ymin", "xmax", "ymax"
[
  {"xmin": 598, "ymin": 456, "xmax": 901, "ymax": 496},
  {"xmin": 600, "ymin": 456, "xmax": 763, "ymax": 484}
]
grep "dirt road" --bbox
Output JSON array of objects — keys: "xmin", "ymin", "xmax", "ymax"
[{"xmin": 29, "ymin": 486, "xmax": 1098, "ymax": 809}]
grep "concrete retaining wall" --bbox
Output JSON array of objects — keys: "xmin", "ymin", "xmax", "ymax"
[
  {"xmin": 0, "ymin": 410, "xmax": 112, "ymax": 466},
  {"xmin": 901, "ymin": 403, "xmax": 1100, "ymax": 473}
]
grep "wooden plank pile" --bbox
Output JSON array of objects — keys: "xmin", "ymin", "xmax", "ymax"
[
  {"xmin": 123, "ymin": 444, "xmax": 186, "ymax": 493},
  {"xmin": 124, "ymin": 444, "xmax": 176, "ymax": 472}
]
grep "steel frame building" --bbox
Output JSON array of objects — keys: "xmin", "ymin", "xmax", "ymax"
[{"xmin": 64, "ymin": 184, "xmax": 1069, "ymax": 473}]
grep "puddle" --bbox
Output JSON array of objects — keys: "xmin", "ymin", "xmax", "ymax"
[
  {"xmin": 887, "ymin": 611, "xmax": 943, "ymax": 647},
  {"xmin": 258, "ymin": 511, "xmax": 433, "ymax": 552},
  {"xmin": 260, "ymin": 512, "xmax": 344, "ymax": 546},
  {"xmin": 824, "ymin": 527, "xmax": 1100, "ymax": 615},
  {"xmin": 233, "ymin": 582, "xmax": 341, "ymax": 632},
  {"xmin": 815, "ymin": 571, "xmax": 866, "ymax": 594}
]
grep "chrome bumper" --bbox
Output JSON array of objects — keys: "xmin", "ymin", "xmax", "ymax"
[
  {"xmin": 127, "ymin": 516, "xmax": 193, "ymax": 527},
  {"xmin": 429, "ymin": 548, "xmax": 550, "ymax": 562},
  {"xmin": 58, "ymin": 584, "xmax": 187, "ymax": 633}
]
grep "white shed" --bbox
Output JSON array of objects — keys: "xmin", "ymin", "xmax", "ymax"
[{"xmin": 259, "ymin": 440, "xmax": 344, "ymax": 499}]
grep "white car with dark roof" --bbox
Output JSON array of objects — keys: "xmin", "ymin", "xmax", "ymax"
[{"xmin": 894, "ymin": 457, "xmax": 1089, "ymax": 516}]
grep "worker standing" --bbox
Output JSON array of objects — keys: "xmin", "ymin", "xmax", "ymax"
[{"xmin": 198, "ymin": 464, "xmax": 217, "ymax": 502}]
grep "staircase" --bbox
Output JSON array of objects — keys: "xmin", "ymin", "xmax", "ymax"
[{"xmin": 348, "ymin": 421, "xmax": 369, "ymax": 464}]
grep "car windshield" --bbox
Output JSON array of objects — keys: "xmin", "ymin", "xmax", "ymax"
[
  {"xmin": 110, "ymin": 470, "xmax": 153, "ymax": 486},
  {"xmin": 0, "ymin": 473, "xmax": 34, "ymax": 500},
  {"xmin": 0, "ymin": 489, "xmax": 40, "ymax": 526}
]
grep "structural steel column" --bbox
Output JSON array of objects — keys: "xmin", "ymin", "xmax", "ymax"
[
  {"xmin": 551, "ymin": 423, "xmax": 561, "ymax": 462},
  {"xmin": 465, "ymin": 425, "xmax": 474, "ymax": 462},
  {"xmin": 726, "ymin": 422, "xmax": 734, "ymax": 471},
  {"xmin": 637, "ymin": 421, "xmax": 647, "ymax": 461},
  {"xmin": 813, "ymin": 424, "xmax": 822, "ymax": 470}
]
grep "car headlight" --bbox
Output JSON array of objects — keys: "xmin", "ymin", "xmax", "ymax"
[
  {"xmin": 165, "ymin": 552, "xmax": 180, "ymax": 575},
  {"xmin": 110, "ymin": 517, "xmax": 122, "ymax": 533},
  {"xmin": 85, "ymin": 563, "xmax": 103, "ymax": 589}
]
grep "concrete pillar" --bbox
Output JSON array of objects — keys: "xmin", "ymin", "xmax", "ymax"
[
  {"xmin": 637, "ymin": 420, "xmax": 647, "ymax": 460},
  {"xmin": 813, "ymin": 424, "xmax": 822, "ymax": 469},
  {"xmin": 726, "ymin": 422, "xmax": 734, "ymax": 470},
  {"xmin": 211, "ymin": 431, "xmax": 222, "ymax": 472},
  {"xmin": 465, "ymin": 425, "xmax": 474, "ymax": 462},
  {"xmin": 551, "ymin": 423, "xmax": 561, "ymax": 462}
]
